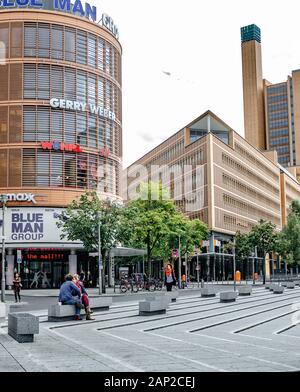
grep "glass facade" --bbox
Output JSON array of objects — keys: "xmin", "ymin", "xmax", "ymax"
[
  {"xmin": 0, "ymin": 17, "xmax": 122, "ymax": 199},
  {"xmin": 266, "ymin": 83, "xmax": 291, "ymax": 166}
]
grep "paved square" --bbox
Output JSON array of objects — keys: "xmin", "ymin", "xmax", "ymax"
[{"xmin": 1, "ymin": 286, "xmax": 300, "ymax": 372}]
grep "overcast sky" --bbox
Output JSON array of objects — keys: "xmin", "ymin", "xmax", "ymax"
[{"xmin": 96, "ymin": 0, "xmax": 300, "ymax": 167}]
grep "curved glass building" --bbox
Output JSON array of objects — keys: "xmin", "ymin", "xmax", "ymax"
[{"xmin": 0, "ymin": 4, "xmax": 122, "ymax": 288}]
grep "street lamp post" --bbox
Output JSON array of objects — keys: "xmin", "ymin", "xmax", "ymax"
[
  {"xmin": 98, "ymin": 212, "xmax": 102, "ymax": 296},
  {"xmin": 233, "ymin": 238, "xmax": 236, "ymax": 292},
  {"xmin": 0, "ymin": 194, "xmax": 8, "ymax": 303},
  {"xmin": 178, "ymin": 235, "xmax": 182, "ymax": 289},
  {"xmin": 196, "ymin": 252, "xmax": 200, "ymax": 288}
]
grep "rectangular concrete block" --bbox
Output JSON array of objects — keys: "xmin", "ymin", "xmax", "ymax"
[
  {"xmin": 220, "ymin": 291, "xmax": 238, "ymax": 303},
  {"xmin": 164, "ymin": 291, "xmax": 179, "ymax": 302},
  {"xmin": 238, "ymin": 286, "xmax": 252, "ymax": 296},
  {"xmin": 265, "ymin": 284, "xmax": 270, "ymax": 290},
  {"xmin": 273, "ymin": 286, "xmax": 284, "ymax": 294},
  {"xmin": 281, "ymin": 282, "xmax": 288, "ymax": 287},
  {"xmin": 286, "ymin": 282, "xmax": 295, "ymax": 289},
  {"xmin": 48, "ymin": 297, "xmax": 112, "ymax": 321},
  {"xmin": 139, "ymin": 298, "xmax": 168, "ymax": 316},
  {"xmin": 269, "ymin": 284, "xmax": 279, "ymax": 291},
  {"xmin": 201, "ymin": 287, "xmax": 216, "ymax": 298},
  {"xmin": 8, "ymin": 313, "xmax": 39, "ymax": 343},
  {"xmin": 0, "ymin": 303, "xmax": 8, "ymax": 322}
]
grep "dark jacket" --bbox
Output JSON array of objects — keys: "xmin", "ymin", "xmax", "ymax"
[
  {"xmin": 164, "ymin": 270, "xmax": 176, "ymax": 285},
  {"xmin": 59, "ymin": 281, "xmax": 81, "ymax": 303}
]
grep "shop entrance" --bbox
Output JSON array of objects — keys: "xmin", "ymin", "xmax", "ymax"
[{"xmin": 15, "ymin": 249, "xmax": 69, "ymax": 289}]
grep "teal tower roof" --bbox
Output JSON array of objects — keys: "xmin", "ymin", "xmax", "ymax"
[{"xmin": 241, "ymin": 24, "xmax": 261, "ymax": 43}]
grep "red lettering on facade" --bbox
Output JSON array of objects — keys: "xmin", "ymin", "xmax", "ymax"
[
  {"xmin": 41, "ymin": 142, "xmax": 82, "ymax": 153},
  {"xmin": 99, "ymin": 148, "xmax": 110, "ymax": 158}
]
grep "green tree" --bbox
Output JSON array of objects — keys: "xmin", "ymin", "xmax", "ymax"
[
  {"xmin": 248, "ymin": 220, "xmax": 277, "ymax": 284},
  {"xmin": 57, "ymin": 191, "xmax": 124, "ymax": 291},
  {"xmin": 281, "ymin": 211, "xmax": 300, "ymax": 267},
  {"xmin": 123, "ymin": 182, "xmax": 209, "ymax": 275},
  {"xmin": 235, "ymin": 231, "xmax": 252, "ymax": 262}
]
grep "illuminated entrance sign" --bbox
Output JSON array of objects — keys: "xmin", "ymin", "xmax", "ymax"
[
  {"xmin": 50, "ymin": 98, "xmax": 116, "ymax": 121},
  {"xmin": 0, "ymin": 0, "xmax": 97, "ymax": 23},
  {"xmin": 41, "ymin": 141, "xmax": 81, "ymax": 153}
]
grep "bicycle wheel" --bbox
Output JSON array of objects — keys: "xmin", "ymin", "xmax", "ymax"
[
  {"xmin": 120, "ymin": 285, "xmax": 127, "ymax": 293},
  {"xmin": 132, "ymin": 285, "xmax": 138, "ymax": 293}
]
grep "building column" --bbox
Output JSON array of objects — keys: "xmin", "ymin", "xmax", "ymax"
[
  {"xmin": 6, "ymin": 249, "xmax": 14, "ymax": 288},
  {"xmin": 69, "ymin": 250, "xmax": 77, "ymax": 276}
]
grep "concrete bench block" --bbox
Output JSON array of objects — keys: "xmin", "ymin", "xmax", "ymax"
[
  {"xmin": 139, "ymin": 297, "xmax": 168, "ymax": 316},
  {"xmin": 286, "ymin": 282, "xmax": 295, "ymax": 289},
  {"xmin": 265, "ymin": 284, "xmax": 270, "ymax": 290},
  {"xmin": 8, "ymin": 313, "xmax": 39, "ymax": 343},
  {"xmin": 0, "ymin": 303, "xmax": 8, "ymax": 322},
  {"xmin": 281, "ymin": 282, "xmax": 288, "ymax": 287},
  {"xmin": 273, "ymin": 286, "xmax": 284, "ymax": 294},
  {"xmin": 220, "ymin": 291, "xmax": 238, "ymax": 303},
  {"xmin": 48, "ymin": 297, "xmax": 112, "ymax": 322},
  {"xmin": 164, "ymin": 291, "xmax": 179, "ymax": 302},
  {"xmin": 269, "ymin": 284, "xmax": 279, "ymax": 291},
  {"xmin": 201, "ymin": 287, "xmax": 216, "ymax": 298},
  {"xmin": 238, "ymin": 286, "xmax": 252, "ymax": 296}
]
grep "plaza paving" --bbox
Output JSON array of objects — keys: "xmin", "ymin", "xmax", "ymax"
[{"xmin": 0, "ymin": 285, "xmax": 300, "ymax": 372}]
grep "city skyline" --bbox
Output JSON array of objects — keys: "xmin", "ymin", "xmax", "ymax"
[{"xmin": 97, "ymin": 0, "xmax": 300, "ymax": 167}]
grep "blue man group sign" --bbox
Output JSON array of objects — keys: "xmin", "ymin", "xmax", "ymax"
[{"xmin": 0, "ymin": 0, "xmax": 97, "ymax": 22}]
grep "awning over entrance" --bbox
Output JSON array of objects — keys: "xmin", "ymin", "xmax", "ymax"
[{"xmin": 89, "ymin": 247, "xmax": 147, "ymax": 258}]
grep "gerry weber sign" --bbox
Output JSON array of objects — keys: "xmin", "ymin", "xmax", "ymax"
[
  {"xmin": 0, "ymin": 1, "xmax": 119, "ymax": 38},
  {"xmin": 50, "ymin": 98, "xmax": 116, "ymax": 122}
]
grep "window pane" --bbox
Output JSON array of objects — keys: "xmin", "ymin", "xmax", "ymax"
[
  {"xmin": 51, "ymin": 153, "xmax": 63, "ymax": 187},
  {"xmin": 98, "ymin": 39, "xmax": 104, "ymax": 71},
  {"xmin": 24, "ymin": 23, "xmax": 37, "ymax": 57},
  {"xmin": 37, "ymin": 150, "xmax": 50, "ymax": 186},
  {"xmin": 88, "ymin": 75, "xmax": 96, "ymax": 105},
  {"xmin": 52, "ymin": 66, "xmax": 63, "ymax": 99},
  {"xmin": 38, "ymin": 23, "xmax": 50, "ymax": 58},
  {"xmin": 52, "ymin": 25, "xmax": 63, "ymax": 60},
  {"xmin": 88, "ymin": 114, "xmax": 97, "ymax": 148},
  {"xmin": 37, "ymin": 107, "xmax": 50, "ymax": 141},
  {"xmin": 77, "ymin": 72, "xmax": 87, "ymax": 103},
  {"xmin": 37, "ymin": 65, "xmax": 50, "ymax": 100},
  {"xmin": 88, "ymin": 35, "xmax": 96, "ymax": 68},
  {"xmin": 64, "ymin": 111, "xmax": 76, "ymax": 143},
  {"xmin": 52, "ymin": 110, "xmax": 63, "ymax": 142},
  {"xmin": 77, "ymin": 31, "xmax": 87, "ymax": 65},
  {"xmin": 65, "ymin": 27, "xmax": 75, "ymax": 62},
  {"xmin": 77, "ymin": 113, "xmax": 87, "ymax": 146},
  {"xmin": 23, "ymin": 149, "xmax": 36, "ymax": 186},
  {"xmin": 65, "ymin": 68, "xmax": 76, "ymax": 100},
  {"xmin": 24, "ymin": 64, "xmax": 36, "ymax": 99},
  {"xmin": 23, "ymin": 106, "xmax": 36, "ymax": 142}
]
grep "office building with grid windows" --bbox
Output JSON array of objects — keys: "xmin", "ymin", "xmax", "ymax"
[
  {"xmin": 241, "ymin": 24, "xmax": 300, "ymax": 179},
  {"xmin": 125, "ymin": 111, "xmax": 300, "ymax": 279},
  {"xmin": 0, "ymin": 4, "xmax": 122, "ymax": 289}
]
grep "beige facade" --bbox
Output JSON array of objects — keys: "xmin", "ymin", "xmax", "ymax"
[
  {"xmin": 242, "ymin": 25, "xmax": 300, "ymax": 179},
  {"xmin": 125, "ymin": 111, "xmax": 287, "ymax": 238},
  {"xmin": 242, "ymin": 39, "xmax": 266, "ymax": 150}
]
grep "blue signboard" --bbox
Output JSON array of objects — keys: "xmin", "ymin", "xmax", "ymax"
[{"xmin": 0, "ymin": 0, "xmax": 97, "ymax": 23}]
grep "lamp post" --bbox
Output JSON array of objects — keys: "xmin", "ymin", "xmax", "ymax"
[
  {"xmin": 233, "ymin": 238, "xmax": 236, "ymax": 292},
  {"xmin": 98, "ymin": 211, "xmax": 102, "ymax": 296},
  {"xmin": 178, "ymin": 235, "xmax": 182, "ymax": 289},
  {"xmin": 0, "ymin": 194, "xmax": 8, "ymax": 303}
]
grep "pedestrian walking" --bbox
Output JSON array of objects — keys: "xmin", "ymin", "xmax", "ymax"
[
  {"xmin": 13, "ymin": 273, "xmax": 22, "ymax": 302},
  {"xmin": 58, "ymin": 274, "xmax": 83, "ymax": 321},
  {"xmin": 73, "ymin": 274, "xmax": 94, "ymax": 321},
  {"xmin": 164, "ymin": 264, "xmax": 176, "ymax": 292}
]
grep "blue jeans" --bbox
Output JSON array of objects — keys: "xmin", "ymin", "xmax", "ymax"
[{"xmin": 62, "ymin": 298, "xmax": 82, "ymax": 316}]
